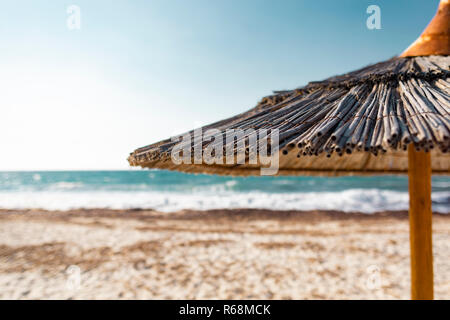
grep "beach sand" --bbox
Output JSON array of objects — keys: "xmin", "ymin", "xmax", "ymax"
[{"xmin": 0, "ymin": 208, "xmax": 448, "ymax": 300}]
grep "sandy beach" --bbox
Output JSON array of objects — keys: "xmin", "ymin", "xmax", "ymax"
[{"xmin": 0, "ymin": 208, "xmax": 449, "ymax": 300}]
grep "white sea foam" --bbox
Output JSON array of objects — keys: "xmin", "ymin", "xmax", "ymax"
[
  {"xmin": 48, "ymin": 182, "xmax": 84, "ymax": 190},
  {"xmin": 0, "ymin": 189, "xmax": 448, "ymax": 213},
  {"xmin": 433, "ymin": 181, "xmax": 450, "ymax": 188}
]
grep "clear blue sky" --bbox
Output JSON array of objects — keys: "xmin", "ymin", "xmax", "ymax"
[{"xmin": 0, "ymin": 0, "xmax": 440, "ymax": 170}]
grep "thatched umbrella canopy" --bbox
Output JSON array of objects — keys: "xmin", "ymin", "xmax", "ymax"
[
  {"xmin": 129, "ymin": 1, "xmax": 449, "ymax": 299},
  {"xmin": 129, "ymin": 53, "xmax": 449, "ymax": 176}
]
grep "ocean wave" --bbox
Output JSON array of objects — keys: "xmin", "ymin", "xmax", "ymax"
[
  {"xmin": 433, "ymin": 182, "xmax": 450, "ymax": 188},
  {"xmin": 48, "ymin": 182, "xmax": 85, "ymax": 190},
  {"xmin": 0, "ymin": 189, "xmax": 448, "ymax": 213}
]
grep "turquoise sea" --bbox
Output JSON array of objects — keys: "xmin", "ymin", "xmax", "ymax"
[{"xmin": 0, "ymin": 170, "xmax": 448, "ymax": 213}]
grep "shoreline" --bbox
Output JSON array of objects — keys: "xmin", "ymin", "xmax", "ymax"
[
  {"xmin": 1, "ymin": 207, "xmax": 449, "ymax": 218},
  {"xmin": 1, "ymin": 208, "xmax": 449, "ymax": 299}
]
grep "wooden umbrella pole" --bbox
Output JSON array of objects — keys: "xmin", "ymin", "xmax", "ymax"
[
  {"xmin": 402, "ymin": 0, "xmax": 449, "ymax": 301},
  {"xmin": 408, "ymin": 145, "xmax": 433, "ymax": 300}
]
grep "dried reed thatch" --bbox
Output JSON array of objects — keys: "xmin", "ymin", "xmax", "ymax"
[{"xmin": 128, "ymin": 55, "xmax": 449, "ymax": 176}]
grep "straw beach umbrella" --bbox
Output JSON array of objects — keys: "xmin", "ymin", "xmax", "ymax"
[{"xmin": 129, "ymin": 1, "xmax": 450, "ymax": 300}]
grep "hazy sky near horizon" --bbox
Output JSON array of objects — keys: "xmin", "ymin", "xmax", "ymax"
[{"xmin": 0, "ymin": 0, "xmax": 440, "ymax": 170}]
